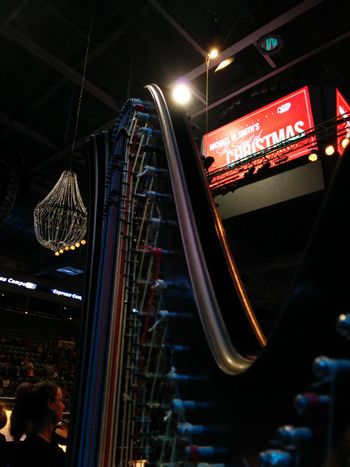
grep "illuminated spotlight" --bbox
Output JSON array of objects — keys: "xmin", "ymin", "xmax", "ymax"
[
  {"xmin": 341, "ymin": 137, "xmax": 350, "ymax": 149},
  {"xmin": 208, "ymin": 48, "xmax": 219, "ymax": 59},
  {"xmin": 81, "ymin": 239, "xmax": 87, "ymax": 245},
  {"xmin": 308, "ymin": 151, "xmax": 319, "ymax": 162},
  {"xmin": 325, "ymin": 144, "xmax": 335, "ymax": 156},
  {"xmin": 70, "ymin": 245, "xmax": 76, "ymax": 250},
  {"xmin": 172, "ymin": 83, "xmax": 192, "ymax": 105},
  {"xmin": 215, "ymin": 56, "xmax": 234, "ymax": 72},
  {"xmin": 54, "ymin": 251, "xmax": 60, "ymax": 256}
]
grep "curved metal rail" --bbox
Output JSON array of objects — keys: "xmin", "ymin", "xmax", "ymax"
[{"xmin": 146, "ymin": 83, "xmax": 265, "ymax": 375}]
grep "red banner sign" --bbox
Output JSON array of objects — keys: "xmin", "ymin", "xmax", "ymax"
[
  {"xmin": 336, "ymin": 88, "xmax": 350, "ymax": 156},
  {"xmin": 203, "ymin": 86, "xmax": 317, "ymax": 188}
]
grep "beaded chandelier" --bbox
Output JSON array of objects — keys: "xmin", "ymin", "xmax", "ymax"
[
  {"xmin": 33, "ymin": 16, "xmax": 92, "ymax": 253},
  {"xmin": 33, "ymin": 170, "xmax": 87, "ymax": 252}
]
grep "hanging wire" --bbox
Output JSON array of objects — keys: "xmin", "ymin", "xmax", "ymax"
[
  {"xmin": 70, "ymin": 10, "xmax": 95, "ymax": 168},
  {"xmin": 223, "ymin": 0, "xmax": 251, "ymax": 45}
]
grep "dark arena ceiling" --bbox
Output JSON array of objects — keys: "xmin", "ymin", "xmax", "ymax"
[{"xmin": 0, "ymin": 0, "xmax": 349, "ymax": 319}]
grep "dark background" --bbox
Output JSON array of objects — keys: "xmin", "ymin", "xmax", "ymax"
[{"xmin": 1, "ymin": 0, "xmax": 349, "ymax": 322}]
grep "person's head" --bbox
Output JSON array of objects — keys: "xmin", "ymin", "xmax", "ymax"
[
  {"xmin": 10, "ymin": 381, "xmax": 65, "ymax": 441},
  {"xmin": 0, "ymin": 403, "xmax": 7, "ymax": 430}
]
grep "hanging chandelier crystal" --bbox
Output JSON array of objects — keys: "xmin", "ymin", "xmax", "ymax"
[
  {"xmin": 33, "ymin": 15, "xmax": 92, "ymax": 254},
  {"xmin": 34, "ymin": 170, "xmax": 87, "ymax": 252}
]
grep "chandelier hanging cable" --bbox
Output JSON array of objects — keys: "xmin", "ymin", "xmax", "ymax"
[{"xmin": 34, "ymin": 15, "xmax": 94, "ymax": 253}]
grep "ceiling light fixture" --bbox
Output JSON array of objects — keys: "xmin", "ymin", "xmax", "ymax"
[
  {"xmin": 308, "ymin": 151, "xmax": 318, "ymax": 162},
  {"xmin": 33, "ymin": 14, "xmax": 93, "ymax": 253},
  {"xmin": 208, "ymin": 48, "xmax": 219, "ymax": 60},
  {"xmin": 54, "ymin": 239, "xmax": 87, "ymax": 256},
  {"xmin": 325, "ymin": 144, "xmax": 335, "ymax": 156},
  {"xmin": 34, "ymin": 170, "xmax": 87, "ymax": 252},
  {"xmin": 258, "ymin": 34, "xmax": 283, "ymax": 55},
  {"xmin": 172, "ymin": 83, "xmax": 192, "ymax": 105},
  {"xmin": 215, "ymin": 56, "xmax": 234, "ymax": 72},
  {"xmin": 205, "ymin": 48, "xmax": 220, "ymax": 133},
  {"xmin": 341, "ymin": 136, "xmax": 350, "ymax": 149}
]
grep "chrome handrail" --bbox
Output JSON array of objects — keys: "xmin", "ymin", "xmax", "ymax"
[{"xmin": 146, "ymin": 84, "xmax": 256, "ymax": 375}]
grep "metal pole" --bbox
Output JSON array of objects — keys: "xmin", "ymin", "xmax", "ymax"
[{"xmin": 205, "ymin": 55, "xmax": 210, "ymax": 134}]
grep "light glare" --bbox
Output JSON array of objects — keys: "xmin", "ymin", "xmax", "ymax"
[
  {"xmin": 341, "ymin": 137, "xmax": 349, "ymax": 149},
  {"xmin": 215, "ymin": 57, "xmax": 234, "ymax": 72},
  {"xmin": 172, "ymin": 84, "xmax": 191, "ymax": 105},
  {"xmin": 308, "ymin": 152, "xmax": 318, "ymax": 162},
  {"xmin": 325, "ymin": 144, "xmax": 335, "ymax": 156},
  {"xmin": 209, "ymin": 48, "xmax": 219, "ymax": 59}
]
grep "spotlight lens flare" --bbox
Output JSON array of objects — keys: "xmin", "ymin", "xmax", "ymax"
[
  {"xmin": 209, "ymin": 48, "xmax": 219, "ymax": 59},
  {"xmin": 308, "ymin": 152, "xmax": 318, "ymax": 162},
  {"xmin": 325, "ymin": 144, "xmax": 335, "ymax": 156},
  {"xmin": 172, "ymin": 84, "xmax": 191, "ymax": 105}
]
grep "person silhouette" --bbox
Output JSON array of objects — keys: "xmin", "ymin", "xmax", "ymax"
[
  {"xmin": 0, "ymin": 403, "xmax": 7, "ymax": 445},
  {"xmin": 6, "ymin": 381, "xmax": 66, "ymax": 467}
]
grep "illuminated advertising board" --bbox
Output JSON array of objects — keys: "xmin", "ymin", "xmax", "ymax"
[
  {"xmin": 336, "ymin": 88, "xmax": 350, "ymax": 156},
  {"xmin": 0, "ymin": 274, "xmax": 82, "ymax": 302},
  {"xmin": 203, "ymin": 86, "xmax": 317, "ymax": 188},
  {"xmin": 0, "ymin": 275, "xmax": 37, "ymax": 290},
  {"xmin": 51, "ymin": 289, "xmax": 82, "ymax": 301}
]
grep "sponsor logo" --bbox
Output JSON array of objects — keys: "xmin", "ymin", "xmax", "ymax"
[
  {"xmin": 277, "ymin": 102, "xmax": 291, "ymax": 114},
  {"xmin": 0, "ymin": 276, "xmax": 37, "ymax": 289}
]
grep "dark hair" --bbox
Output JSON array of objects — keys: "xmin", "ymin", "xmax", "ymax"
[
  {"xmin": 0, "ymin": 403, "xmax": 7, "ymax": 430},
  {"xmin": 10, "ymin": 381, "xmax": 59, "ymax": 441}
]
